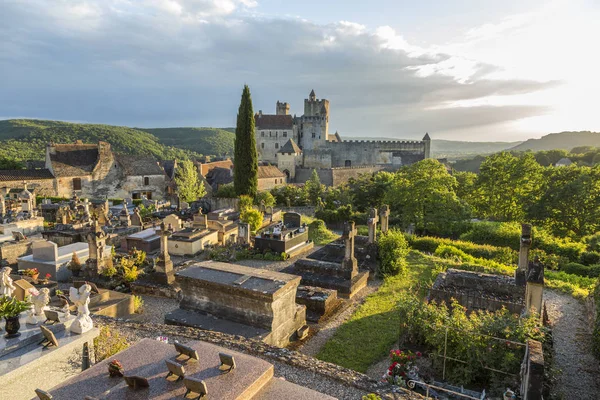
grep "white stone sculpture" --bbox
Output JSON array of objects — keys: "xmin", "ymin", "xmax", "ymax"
[
  {"xmin": 69, "ymin": 284, "xmax": 93, "ymax": 334},
  {"xmin": 26, "ymin": 287, "xmax": 50, "ymax": 324},
  {"xmin": 0, "ymin": 267, "xmax": 15, "ymax": 298}
]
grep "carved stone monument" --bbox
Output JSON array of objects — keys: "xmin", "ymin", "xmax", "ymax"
[
  {"xmin": 85, "ymin": 219, "xmax": 108, "ymax": 277},
  {"xmin": 380, "ymin": 204, "xmax": 390, "ymax": 234},
  {"xmin": 69, "ymin": 284, "xmax": 94, "ymax": 334},
  {"xmin": 26, "ymin": 287, "xmax": 50, "ymax": 324},
  {"xmin": 237, "ymin": 222, "xmax": 251, "ymax": 245},
  {"xmin": 130, "ymin": 207, "xmax": 143, "ymax": 227},
  {"xmin": 341, "ymin": 221, "xmax": 358, "ymax": 274},
  {"xmin": 155, "ymin": 222, "xmax": 174, "ymax": 284},
  {"xmin": 516, "ymin": 223, "xmax": 532, "ymax": 286},
  {"xmin": 119, "ymin": 207, "xmax": 131, "ymax": 227},
  {"xmin": 0, "ymin": 266, "xmax": 15, "ymax": 297},
  {"xmin": 367, "ymin": 208, "xmax": 379, "ymax": 244}
]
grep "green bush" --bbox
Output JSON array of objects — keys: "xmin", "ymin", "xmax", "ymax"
[
  {"xmin": 307, "ymin": 219, "xmax": 338, "ymax": 245},
  {"xmin": 530, "ymin": 249, "xmax": 568, "ymax": 271},
  {"xmin": 238, "ymin": 195, "xmax": 253, "ymax": 211},
  {"xmin": 584, "ymin": 232, "xmax": 600, "ymax": 252},
  {"xmin": 544, "ymin": 270, "xmax": 597, "ymax": 298},
  {"xmin": 561, "ymin": 262, "xmax": 600, "ymax": 278},
  {"xmin": 434, "ymin": 244, "xmax": 473, "ymax": 263},
  {"xmin": 254, "ymin": 191, "xmax": 275, "ymax": 208},
  {"xmin": 215, "ymin": 183, "xmax": 236, "ymax": 198},
  {"xmin": 240, "ymin": 208, "xmax": 263, "ymax": 233},
  {"xmin": 407, "ymin": 235, "xmax": 517, "ymax": 265},
  {"xmin": 377, "ymin": 229, "xmax": 410, "ymax": 276},
  {"xmin": 580, "ymin": 251, "xmax": 600, "ymax": 265},
  {"xmin": 133, "ymin": 295, "xmax": 144, "ymax": 313}
]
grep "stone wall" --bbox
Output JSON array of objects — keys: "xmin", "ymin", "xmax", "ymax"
[
  {"xmin": 294, "ymin": 165, "xmax": 382, "ymax": 186},
  {"xmin": 0, "ymin": 239, "xmax": 39, "ymax": 266},
  {"xmin": 521, "ymin": 340, "xmax": 544, "ymax": 400},
  {"xmin": 207, "ymin": 197, "xmax": 240, "ymax": 212},
  {"xmin": 0, "ymin": 178, "xmax": 55, "ymax": 197},
  {"xmin": 328, "ymin": 140, "xmax": 426, "ymax": 167}
]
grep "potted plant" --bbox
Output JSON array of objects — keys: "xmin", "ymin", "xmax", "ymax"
[
  {"xmin": 108, "ymin": 359, "xmax": 124, "ymax": 377},
  {"xmin": 67, "ymin": 251, "xmax": 83, "ymax": 277},
  {"xmin": 0, "ymin": 296, "xmax": 32, "ymax": 338},
  {"xmin": 22, "ymin": 268, "xmax": 39, "ymax": 282}
]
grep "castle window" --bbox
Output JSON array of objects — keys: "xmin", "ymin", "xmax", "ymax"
[
  {"xmin": 283, "ymin": 132, "xmax": 287, "ymax": 138},
  {"xmin": 312, "ymin": 132, "xmax": 316, "ymax": 139},
  {"xmin": 144, "ymin": 177, "xmax": 149, "ymax": 186},
  {"xmin": 72, "ymin": 178, "xmax": 82, "ymax": 191},
  {"xmin": 275, "ymin": 143, "xmax": 279, "ymax": 149},
  {"xmin": 345, "ymin": 160, "xmax": 351, "ymax": 167},
  {"xmin": 261, "ymin": 143, "xmax": 265, "ymax": 149},
  {"xmin": 261, "ymin": 132, "xmax": 265, "ymax": 137}
]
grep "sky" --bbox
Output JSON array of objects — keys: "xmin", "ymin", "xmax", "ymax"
[{"xmin": 1, "ymin": 0, "xmax": 599, "ymax": 141}]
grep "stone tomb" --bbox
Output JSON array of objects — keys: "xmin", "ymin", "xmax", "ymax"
[
  {"xmin": 286, "ymin": 221, "xmax": 369, "ymax": 299},
  {"xmin": 254, "ymin": 212, "xmax": 313, "ymax": 257},
  {"xmin": 17, "ymin": 241, "xmax": 111, "ymax": 282},
  {"xmin": 165, "ymin": 261, "xmax": 307, "ymax": 347},
  {"xmin": 167, "ymin": 227, "xmax": 219, "ymax": 256},
  {"xmin": 120, "ymin": 227, "xmax": 160, "ymax": 253},
  {"xmin": 46, "ymin": 338, "xmax": 333, "ymax": 400}
]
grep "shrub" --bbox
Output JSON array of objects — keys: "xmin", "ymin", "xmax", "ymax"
[
  {"xmin": 584, "ymin": 232, "xmax": 600, "ymax": 252},
  {"xmin": 238, "ymin": 195, "xmax": 253, "ymax": 211},
  {"xmin": 459, "ymin": 221, "xmax": 521, "ymax": 249},
  {"xmin": 434, "ymin": 244, "xmax": 473, "ymax": 263},
  {"xmin": 94, "ymin": 326, "xmax": 130, "ymax": 362},
  {"xmin": 561, "ymin": 262, "xmax": 600, "ymax": 278},
  {"xmin": 240, "ymin": 208, "xmax": 263, "ymax": 233},
  {"xmin": 215, "ymin": 183, "xmax": 236, "ymax": 198},
  {"xmin": 120, "ymin": 257, "xmax": 142, "ymax": 282},
  {"xmin": 356, "ymin": 225, "xmax": 369, "ymax": 236},
  {"xmin": 101, "ymin": 262, "xmax": 117, "ymax": 278},
  {"xmin": 67, "ymin": 251, "xmax": 82, "ymax": 271},
  {"xmin": 378, "ymin": 229, "xmax": 410, "ymax": 276},
  {"xmin": 544, "ymin": 270, "xmax": 597, "ymax": 298},
  {"xmin": 133, "ymin": 295, "xmax": 144, "ymax": 313},
  {"xmin": 580, "ymin": 251, "xmax": 600, "ymax": 266},
  {"xmin": 129, "ymin": 249, "xmax": 146, "ymax": 267},
  {"xmin": 362, "ymin": 394, "xmax": 382, "ymax": 400},
  {"xmin": 308, "ymin": 219, "xmax": 338, "ymax": 245},
  {"xmin": 407, "ymin": 235, "xmax": 517, "ymax": 265},
  {"xmin": 530, "ymin": 249, "xmax": 568, "ymax": 271}
]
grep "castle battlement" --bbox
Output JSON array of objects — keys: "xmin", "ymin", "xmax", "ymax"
[{"xmin": 341, "ymin": 139, "xmax": 424, "ymax": 145}]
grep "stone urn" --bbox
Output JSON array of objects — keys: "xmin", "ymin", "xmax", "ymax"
[{"xmin": 4, "ymin": 316, "xmax": 21, "ymax": 338}]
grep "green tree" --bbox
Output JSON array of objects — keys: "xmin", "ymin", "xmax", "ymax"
[
  {"xmin": 475, "ymin": 152, "xmax": 544, "ymax": 221},
  {"xmin": 528, "ymin": 165, "xmax": 600, "ymax": 238},
  {"xmin": 305, "ymin": 169, "xmax": 324, "ymax": 206},
  {"xmin": 347, "ymin": 171, "xmax": 394, "ymax": 212},
  {"xmin": 233, "ymin": 85, "xmax": 258, "ymax": 197},
  {"xmin": 238, "ymin": 194, "xmax": 253, "ymax": 211},
  {"xmin": 240, "ymin": 208, "xmax": 263, "ymax": 233},
  {"xmin": 384, "ymin": 159, "xmax": 469, "ymax": 236},
  {"xmin": 174, "ymin": 159, "xmax": 206, "ymax": 203}
]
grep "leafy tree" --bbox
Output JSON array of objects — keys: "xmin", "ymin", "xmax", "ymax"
[
  {"xmin": 174, "ymin": 159, "xmax": 206, "ymax": 203},
  {"xmin": 215, "ymin": 183, "xmax": 236, "ymax": 198},
  {"xmin": 453, "ymin": 171, "xmax": 478, "ymax": 206},
  {"xmin": 385, "ymin": 159, "xmax": 469, "ymax": 236},
  {"xmin": 233, "ymin": 85, "xmax": 258, "ymax": 197},
  {"xmin": 238, "ymin": 194, "xmax": 253, "ymax": 211},
  {"xmin": 0, "ymin": 157, "xmax": 24, "ymax": 169},
  {"xmin": 270, "ymin": 185, "xmax": 308, "ymax": 206},
  {"xmin": 347, "ymin": 171, "xmax": 394, "ymax": 212},
  {"xmin": 475, "ymin": 152, "xmax": 544, "ymax": 221},
  {"xmin": 305, "ymin": 169, "xmax": 324, "ymax": 206},
  {"xmin": 255, "ymin": 191, "xmax": 275, "ymax": 208},
  {"xmin": 528, "ymin": 165, "xmax": 600, "ymax": 237}
]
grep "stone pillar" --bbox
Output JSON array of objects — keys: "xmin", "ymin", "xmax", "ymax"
[
  {"xmin": 525, "ymin": 258, "xmax": 544, "ymax": 315},
  {"xmin": 380, "ymin": 205, "xmax": 390, "ymax": 234},
  {"xmin": 341, "ymin": 221, "xmax": 358, "ymax": 278},
  {"xmin": 516, "ymin": 223, "xmax": 532, "ymax": 286},
  {"xmin": 367, "ymin": 208, "xmax": 379, "ymax": 244},
  {"xmin": 155, "ymin": 222, "xmax": 174, "ymax": 284},
  {"xmin": 82, "ymin": 198, "xmax": 90, "ymax": 215},
  {"xmin": 0, "ymin": 196, "xmax": 5, "ymax": 217},
  {"xmin": 85, "ymin": 219, "xmax": 107, "ymax": 277},
  {"xmin": 237, "ymin": 222, "xmax": 251, "ymax": 245}
]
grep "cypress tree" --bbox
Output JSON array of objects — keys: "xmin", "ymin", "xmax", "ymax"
[{"xmin": 234, "ymin": 85, "xmax": 258, "ymax": 197}]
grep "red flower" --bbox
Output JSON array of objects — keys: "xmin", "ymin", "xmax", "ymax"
[
  {"xmin": 400, "ymin": 372, "xmax": 406, "ymax": 377},
  {"xmin": 45, "ymin": 273, "xmax": 51, "ymax": 279},
  {"xmin": 416, "ymin": 352, "xmax": 422, "ymax": 357}
]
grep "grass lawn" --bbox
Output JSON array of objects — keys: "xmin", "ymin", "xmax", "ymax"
[{"xmin": 316, "ymin": 251, "xmax": 437, "ymax": 372}]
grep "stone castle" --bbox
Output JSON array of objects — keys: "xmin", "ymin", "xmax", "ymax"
[{"xmin": 255, "ymin": 90, "xmax": 430, "ymax": 183}]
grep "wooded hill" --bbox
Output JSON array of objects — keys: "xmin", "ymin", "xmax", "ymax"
[{"xmin": 509, "ymin": 131, "xmax": 600, "ymax": 152}]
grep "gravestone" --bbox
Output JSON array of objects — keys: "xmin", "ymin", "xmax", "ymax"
[
  {"xmin": 380, "ymin": 204, "xmax": 390, "ymax": 233},
  {"xmin": 155, "ymin": 222, "xmax": 174, "ymax": 285},
  {"xmin": 85, "ymin": 219, "xmax": 107, "ymax": 277},
  {"xmin": 367, "ymin": 208, "xmax": 379, "ymax": 244},
  {"xmin": 237, "ymin": 222, "xmax": 251, "ymax": 245},
  {"xmin": 525, "ymin": 258, "xmax": 544, "ymax": 315},
  {"xmin": 192, "ymin": 209, "xmax": 208, "ymax": 229},
  {"xmin": 33, "ymin": 241, "xmax": 58, "ymax": 261},
  {"xmin": 39, "ymin": 325, "xmax": 59, "ymax": 348},
  {"xmin": 341, "ymin": 221, "xmax": 358, "ymax": 275},
  {"xmin": 180, "ymin": 201, "xmax": 190, "ymax": 211},
  {"xmin": 283, "ymin": 212, "xmax": 301, "ymax": 228},
  {"xmin": 130, "ymin": 208, "xmax": 143, "ymax": 227},
  {"xmin": 163, "ymin": 214, "xmax": 183, "ymax": 232}
]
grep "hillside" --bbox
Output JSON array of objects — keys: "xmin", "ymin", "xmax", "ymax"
[
  {"xmin": 0, "ymin": 119, "xmax": 204, "ymax": 162},
  {"xmin": 141, "ymin": 127, "xmax": 235, "ymax": 157},
  {"xmin": 510, "ymin": 131, "xmax": 600, "ymax": 152}
]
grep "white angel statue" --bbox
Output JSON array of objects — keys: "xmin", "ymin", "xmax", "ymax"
[
  {"xmin": 69, "ymin": 284, "xmax": 93, "ymax": 334},
  {"xmin": 25, "ymin": 287, "xmax": 50, "ymax": 324},
  {"xmin": 0, "ymin": 267, "xmax": 15, "ymax": 297}
]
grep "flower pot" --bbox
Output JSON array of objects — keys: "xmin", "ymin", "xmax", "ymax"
[{"xmin": 4, "ymin": 316, "xmax": 21, "ymax": 338}]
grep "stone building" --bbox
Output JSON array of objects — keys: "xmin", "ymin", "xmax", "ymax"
[
  {"xmin": 0, "ymin": 169, "xmax": 55, "ymax": 197},
  {"xmin": 255, "ymin": 90, "xmax": 431, "ymax": 184},
  {"xmin": 45, "ymin": 140, "xmax": 168, "ymax": 200}
]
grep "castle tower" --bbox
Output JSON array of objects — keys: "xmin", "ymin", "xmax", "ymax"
[
  {"xmin": 276, "ymin": 101, "xmax": 290, "ymax": 115},
  {"xmin": 423, "ymin": 133, "xmax": 431, "ymax": 159},
  {"xmin": 299, "ymin": 89, "xmax": 329, "ymax": 150}
]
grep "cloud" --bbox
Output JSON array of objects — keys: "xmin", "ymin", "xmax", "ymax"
[{"xmin": 0, "ymin": 0, "xmax": 555, "ymax": 139}]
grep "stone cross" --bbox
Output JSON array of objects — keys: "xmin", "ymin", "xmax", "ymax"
[
  {"xmin": 367, "ymin": 208, "xmax": 379, "ymax": 244},
  {"xmin": 516, "ymin": 223, "xmax": 532, "ymax": 286},
  {"xmin": 131, "ymin": 207, "xmax": 143, "ymax": 227},
  {"xmin": 155, "ymin": 222, "xmax": 174, "ymax": 284},
  {"xmin": 380, "ymin": 205, "xmax": 390, "ymax": 233},
  {"xmin": 341, "ymin": 221, "xmax": 358, "ymax": 278}
]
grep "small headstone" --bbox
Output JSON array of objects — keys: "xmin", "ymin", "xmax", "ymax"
[
  {"xmin": 123, "ymin": 375, "xmax": 149, "ymax": 390},
  {"xmin": 175, "ymin": 342, "xmax": 199, "ymax": 361},
  {"xmin": 283, "ymin": 212, "xmax": 301, "ymax": 228},
  {"xmin": 165, "ymin": 360, "xmax": 186, "ymax": 381},
  {"xmin": 218, "ymin": 353, "xmax": 236, "ymax": 374},
  {"xmin": 183, "ymin": 377, "xmax": 208, "ymax": 399},
  {"xmin": 43, "ymin": 309, "xmax": 61, "ymax": 325},
  {"xmin": 34, "ymin": 389, "xmax": 53, "ymax": 400},
  {"xmin": 39, "ymin": 325, "xmax": 59, "ymax": 348}
]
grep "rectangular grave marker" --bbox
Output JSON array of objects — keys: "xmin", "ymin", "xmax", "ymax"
[
  {"xmin": 218, "ymin": 353, "xmax": 236, "ymax": 374},
  {"xmin": 39, "ymin": 325, "xmax": 59, "ymax": 348},
  {"xmin": 165, "ymin": 360, "xmax": 185, "ymax": 381},
  {"xmin": 183, "ymin": 377, "xmax": 208, "ymax": 400},
  {"xmin": 175, "ymin": 342, "xmax": 199, "ymax": 361},
  {"xmin": 123, "ymin": 375, "xmax": 149, "ymax": 390}
]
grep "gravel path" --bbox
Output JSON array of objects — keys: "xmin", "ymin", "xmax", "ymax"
[
  {"xmin": 298, "ymin": 279, "xmax": 381, "ymax": 357},
  {"xmin": 545, "ymin": 290, "xmax": 600, "ymax": 400}
]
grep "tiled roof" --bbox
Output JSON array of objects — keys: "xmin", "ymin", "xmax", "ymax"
[
  {"xmin": 278, "ymin": 139, "xmax": 301, "ymax": 154},
  {"xmin": 205, "ymin": 167, "xmax": 233, "ymax": 190},
  {"xmin": 255, "ymin": 114, "xmax": 293, "ymax": 130},
  {"xmin": 50, "ymin": 145, "xmax": 99, "ymax": 177},
  {"xmin": 115, "ymin": 154, "xmax": 164, "ymax": 176},
  {"xmin": 258, "ymin": 165, "xmax": 286, "ymax": 179},
  {"xmin": 198, "ymin": 159, "xmax": 233, "ymax": 177},
  {"xmin": 161, "ymin": 160, "xmax": 176, "ymax": 179},
  {"xmin": 0, "ymin": 169, "xmax": 54, "ymax": 182}
]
